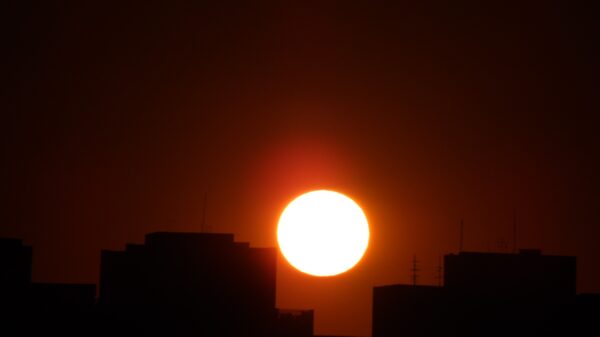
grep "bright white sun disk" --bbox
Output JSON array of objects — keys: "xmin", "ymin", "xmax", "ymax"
[{"xmin": 277, "ymin": 190, "xmax": 370, "ymax": 277}]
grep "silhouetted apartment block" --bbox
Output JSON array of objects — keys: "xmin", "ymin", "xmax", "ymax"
[
  {"xmin": 444, "ymin": 249, "xmax": 576, "ymax": 297},
  {"xmin": 29, "ymin": 283, "xmax": 96, "ymax": 310},
  {"xmin": 373, "ymin": 250, "xmax": 598, "ymax": 337},
  {"xmin": 0, "ymin": 238, "xmax": 32, "ymax": 331},
  {"xmin": 0, "ymin": 238, "xmax": 32, "ymax": 288},
  {"xmin": 275, "ymin": 309, "xmax": 314, "ymax": 337},
  {"xmin": 373, "ymin": 285, "xmax": 449, "ymax": 337},
  {"xmin": 99, "ymin": 232, "xmax": 279, "ymax": 337},
  {"xmin": 571, "ymin": 293, "xmax": 600, "ymax": 336},
  {"xmin": 0, "ymin": 238, "xmax": 96, "ymax": 337},
  {"xmin": 24, "ymin": 283, "xmax": 97, "ymax": 336}
]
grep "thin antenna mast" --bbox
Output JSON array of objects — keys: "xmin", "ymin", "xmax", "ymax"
[
  {"xmin": 513, "ymin": 209, "xmax": 517, "ymax": 253},
  {"xmin": 436, "ymin": 255, "xmax": 443, "ymax": 287},
  {"xmin": 201, "ymin": 192, "xmax": 208, "ymax": 233},
  {"xmin": 411, "ymin": 255, "xmax": 419, "ymax": 286},
  {"xmin": 459, "ymin": 219, "xmax": 464, "ymax": 252}
]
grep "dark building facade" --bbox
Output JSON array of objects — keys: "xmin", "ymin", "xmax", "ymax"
[
  {"xmin": 1, "ymin": 232, "xmax": 313, "ymax": 337},
  {"xmin": 444, "ymin": 249, "xmax": 576, "ymax": 297},
  {"xmin": 276, "ymin": 309, "xmax": 315, "ymax": 337},
  {"xmin": 0, "ymin": 238, "xmax": 96, "ymax": 336},
  {"xmin": 0, "ymin": 238, "xmax": 33, "ymax": 332},
  {"xmin": 373, "ymin": 250, "xmax": 599, "ymax": 337},
  {"xmin": 99, "ymin": 232, "xmax": 311, "ymax": 337},
  {"xmin": 0, "ymin": 238, "xmax": 32, "ymax": 289}
]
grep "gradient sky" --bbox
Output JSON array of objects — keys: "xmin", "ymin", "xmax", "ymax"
[{"xmin": 4, "ymin": 2, "xmax": 599, "ymax": 336}]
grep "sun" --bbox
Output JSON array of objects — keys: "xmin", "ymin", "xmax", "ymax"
[{"xmin": 277, "ymin": 190, "xmax": 370, "ymax": 277}]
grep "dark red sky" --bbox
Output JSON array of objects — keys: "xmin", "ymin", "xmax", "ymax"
[{"xmin": 4, "ymin": 2, "xmax": 599, "ymax": 336}]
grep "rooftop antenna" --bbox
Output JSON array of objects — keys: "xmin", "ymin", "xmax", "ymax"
[
  {"xmin": 201, "ymin": 192, "xmax": 208, "ymax": 233},
  {"xmin": 435, "ymin": 255, "xmax": 443, "ymax": 287},
  {"xmin": 497, "ymin": 238, "xmax": 509, "ymax": 253},
  {"xmin": 459, "ymin": 219, "xmax": 464, "ymax": 252},
  {"xmin": 512, "ymin": 208, "xmax": 517, "ymax": 253},
  {"xmin": 411, "ymin": 254, "xmax": 419, "ymax": 286}
]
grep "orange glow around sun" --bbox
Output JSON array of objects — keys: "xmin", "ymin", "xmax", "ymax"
[{"xmin": 277, "ymin": 190, "xmax": 370, "ymax": 277}]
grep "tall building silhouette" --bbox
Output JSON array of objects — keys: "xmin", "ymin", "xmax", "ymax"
[
  {"xmin": 0, "ymin": 238, "xmax": 32, "ymax": 330},
  {"xmin": 373, "ymin": 250, "xmax": 599, "ymax": 337},
  {"xmin": 99, "ymin": 232, "xmax": 312, "ymax": 337},
  {"xmin": 0, "ymin": 232, "xmax": 313, "ymax": 337},
  {"xmin": 0, "ymin": 238, "xmax": 96, "ymax": 336},
  {"xmin": 0, "ymin": 238, "xmax": 32, "ymax": 288},
  {"xmin": 444, "ymin": 250, "xmax": 576, "ymax": 297}
]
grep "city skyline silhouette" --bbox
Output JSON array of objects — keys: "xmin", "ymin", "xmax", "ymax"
[
  {"xmin": 1, "ymin": 231, "xmax": 598, "ymax": 336},
  {"xmin": 4, "ymin": 2, "xmax": 599, "ymax": 336}
]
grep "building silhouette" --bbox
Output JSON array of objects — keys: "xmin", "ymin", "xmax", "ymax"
[
  {"xmin": 0, "ymin": 233, "xmax": 313, "ymax": 337},
  {"xmin": 276, "ymin": 309, "xmax": 315, "ymax": 337},
  {"xmin": 99, "ymin": 232, "xmax": 313, "ymax": 337},
  {"xmin": 373, "ymin": 250, "xmax": 600, "ymax": 337},
  {"xmin": 3, "ymin": 234, "xmax": 599, "ymax": 337},
  {"xmin": 0, "ymin": 238, "xmax": 32, "ymax": 288},
  {"xmin": 0, "ymin": 238, "xmax": 96, "ymax": 336},
  {"xmin": 444, "ymin": 249, "xmax": 576, "ymax": 297},
  {"xmin": 0, "ymin": 238, "xmax": 33, "ymax": 333}
]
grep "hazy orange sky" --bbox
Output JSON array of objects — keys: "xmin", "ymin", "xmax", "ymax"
[{"xmin": 4, "ymin": 2, "xmax": 599, "ymax": 336}]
